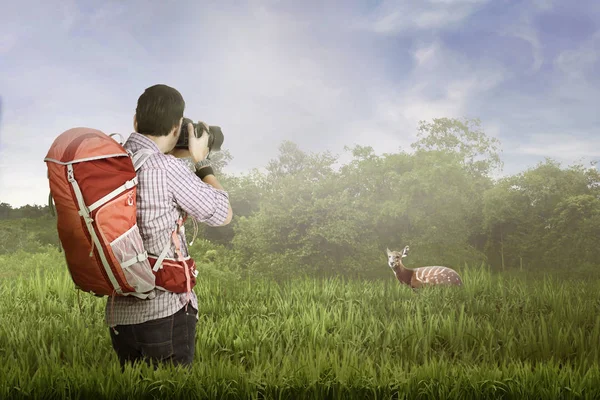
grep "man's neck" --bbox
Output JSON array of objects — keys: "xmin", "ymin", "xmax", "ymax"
[{"xmin": 139, "ymin": 132, "xmax": 172, "ymax": 154}]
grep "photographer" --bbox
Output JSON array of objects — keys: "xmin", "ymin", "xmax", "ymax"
[{"xmin": 106, "ymin": 84, "xmax": 232, "ymax": 370}]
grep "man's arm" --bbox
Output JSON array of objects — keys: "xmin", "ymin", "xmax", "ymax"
[
  {"xmin": 196, "ymin": 171, "xmax": 233, "ymax": 225},
  {"xmin": 167, "ymin": 158, "xmax": 232, "ymax": 227},
  {"xmin": 169, "ymin": 120, "xmax": 232, "ymax": 225}
]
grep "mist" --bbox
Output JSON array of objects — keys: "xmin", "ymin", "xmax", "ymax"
[{"xmin": 1, "ymin": 1, "xmax": 600, "ymax": 397}]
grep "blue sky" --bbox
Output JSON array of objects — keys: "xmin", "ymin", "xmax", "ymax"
[{"xmin": 1, "ymin": 0, "xmax": 599, "ymax": 207}]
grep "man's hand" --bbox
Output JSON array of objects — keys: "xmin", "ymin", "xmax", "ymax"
[
  {"xmin": 189, "ymin": 121, "xmax": 210, "ymax": 163},
  {"xmin": 168, "ymin": 121, "xmax": 210, "ymax": 162}
]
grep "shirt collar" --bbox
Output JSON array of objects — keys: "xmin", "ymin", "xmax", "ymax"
[{"xmin": 127, "ymin": 132, "xmax": 162, "ymax": 153}]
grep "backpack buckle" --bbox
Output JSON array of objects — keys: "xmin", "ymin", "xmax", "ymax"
[{"xmin": 67, "ymin": 167, "xmax": 75, "ymax": 182}]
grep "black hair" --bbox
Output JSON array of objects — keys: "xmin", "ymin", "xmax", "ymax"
[{"xmin": 135, "ymin": 84, "xmax": 185, "ymax": 136}]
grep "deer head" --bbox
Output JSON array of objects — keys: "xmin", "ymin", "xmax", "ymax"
[{"xmin": 386, "ymin": 245, "xmax": 409, "ymax": 269}]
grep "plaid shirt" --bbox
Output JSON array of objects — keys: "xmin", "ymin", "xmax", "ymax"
[{"xmin": 105, "ymin": 132, "xmax": 230, "ymax": 326}]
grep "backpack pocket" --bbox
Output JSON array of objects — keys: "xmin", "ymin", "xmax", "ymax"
[
  {"xmin": 110, "ymin": 224, "xmax": 156, "ymax": 293},
  {"xmin": 95, "ymin": 189, "xmax": 155, "ymax": 295}
]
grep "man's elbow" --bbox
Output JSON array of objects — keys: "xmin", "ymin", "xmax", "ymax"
[
  {"xmin": 218, "ymin": 205, "xmax": 233, "ymax": 226},
  {"xmin": 224, "ymin": 206, "xmax": 233, "ymax": 225}
]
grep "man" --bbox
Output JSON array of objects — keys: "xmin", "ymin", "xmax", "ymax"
[{"xmin": 106, "ymin": 84, "xmax": 232, "ymax": 370}]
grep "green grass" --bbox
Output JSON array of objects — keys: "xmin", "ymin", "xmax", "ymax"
[{"xmin": 0, "ymin": 249, "xmax": 599, "ymax": 399}]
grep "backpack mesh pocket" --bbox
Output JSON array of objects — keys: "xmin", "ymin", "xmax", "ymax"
[{"xmin": 110, "ymin": 225, "xmax": 155, "ymax": 293}]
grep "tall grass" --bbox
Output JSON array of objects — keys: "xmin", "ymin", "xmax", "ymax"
[{"xmin": 0, "ymin": 250, "xmax": 599, "ymax": 399}]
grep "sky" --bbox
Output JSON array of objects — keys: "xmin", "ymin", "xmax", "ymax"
[{"xmin": 0, "ymin": 0, "xmax": 599, "ymax": 207}]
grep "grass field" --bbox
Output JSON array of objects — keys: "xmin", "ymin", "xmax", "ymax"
[{"xmin": 0, "ymin": 248, "xmax": 599, "ymax": 399}]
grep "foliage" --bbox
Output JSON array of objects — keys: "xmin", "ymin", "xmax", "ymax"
[
  {"xmin": 411, "ymin": 117, "xmax": 503, "ymax": 176},
  {"xmin": 0, "ymin": 217, "xmax": 59, "ymax": 255},
  {"xmin": 0, "ymin": 202, "xmax": 50, "ymax": 220},
  {"xmin": 483, "ymin": 159, "xmax": 600, "ymax": 270},
  {"xmin": 2, "ymin": 117, "xmax": 599, "ymax": 278},
  {"xmin": 232, "ymin": 137, "xmax": 494, "ymax": 280},
  {"xmin": 186, "ymin": 238, "xmax": 243, "ymax": 282}
]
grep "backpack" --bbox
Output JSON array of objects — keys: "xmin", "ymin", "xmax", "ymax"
[{"xmin": 44, "ymin": 127, "xmax": 167, "ymax": 300}]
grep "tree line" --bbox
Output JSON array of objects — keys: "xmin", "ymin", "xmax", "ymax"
[{"xmin": 1, "ymin": 117, "xmax": 599, "ymax": 279}]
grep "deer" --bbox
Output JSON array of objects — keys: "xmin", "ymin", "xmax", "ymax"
[{"xmin": 386, "ymin": 246, "xmax": 463, "ymax": 288}]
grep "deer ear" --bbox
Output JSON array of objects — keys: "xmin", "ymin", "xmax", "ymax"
[{"xmin": 386, "ymin": 248, "xmax": 391, "ymax": 255}]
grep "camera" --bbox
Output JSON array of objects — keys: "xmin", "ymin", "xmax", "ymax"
[{"xmin": 175, "ymin": 117, "xmax": 224, "ymax": 152}]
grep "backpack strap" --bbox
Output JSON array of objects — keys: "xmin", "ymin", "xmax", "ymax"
[
  {"xmin": 48, "ymin": 191, "xmax": 63, "ymax": 253},
  {"xmin": 88, "ymin": 176, "xmax": 138, "ymax": 212},
  {"xmin": 66, "ymin": 163, "xmax": 123, "ymax": 295},
  {"xmin": 131, "ymin": 148, "xmax": 155, "ymax": 172},
  {"xmin": 152, "ymin": 235, "xmax": 173, "ymax": 272},
  {"xmin": 130, "ymin": 149, "xmax": 185, "ymax": 274},
  {"xmin": 86, "ymin": 149, "xmax": 154, "ymax": 213},
  {"xmin": 109, "ymin": 133, "xmax": 125, "ymax": 145},
  {"xmin": 48, "ymin": 191, "xmax": 56, "ymax": 217},
  {"xmin": 152, "ymin": 216, "xmax": 184, "ymax": 272},
  {"xmin": 126, "ymin": 148, "xmax": 177, "ymax": 273}
]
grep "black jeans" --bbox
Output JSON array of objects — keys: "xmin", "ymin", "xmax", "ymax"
[{"xmin": 109, "ymin": 305, "xmax": 198, "ymax": 370}]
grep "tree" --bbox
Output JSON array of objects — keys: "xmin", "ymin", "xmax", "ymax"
[
  {"xmin": 208, "ymin": 149, "xmax": 233, "ymax": 175},
  {"xmin": 232, "ymin": 138, "xmax": 491, "ymax": 280},
  {"xmin": 193, "ymin": 167, "xmax": 268, "ymax": 247},
  {"xmin": 544, "ymin": 194, "xmax": 600, "ymax": 268},
  {"xmin": 411, "ymin": 117, "xmax": 503, "ymax": 176},
  {"xmin": 0, "ymin": 203, "xmax": 12, "ymax": 219},
  {"xmin": 265, "ymin": 141, "xmax": 338, "ymax": 184},
  {"xmin": 233, "ymin": 142, "xmax": 380, "ymax": 279},
  {"xmin": 482, "ymin": 159, "xmax": 599, "ymax": 270}
]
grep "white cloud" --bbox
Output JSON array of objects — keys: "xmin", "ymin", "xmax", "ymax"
[
  {"xmin": 514, "ymin": 133, "xmax": 600, "ymax": 161},
  {"xmin": 0, "ymin": 1, "xmax": 80, "ymax": 50},
  {"xmin": 0, "ymin": 1, "xmax": 598, "ymax": 208},
  {"xmin": 412, "ymin": 41, "xmax": 442, "ymax": 67},
  {"xmin": 0, "ymin": 1, "xmax": 362, "ymax": 206},
  {"xmin": 532, "ymin": 0, "xmax": 555, "ymax": 11},
  {"xmin": 0, "ymin": 33, "xmax": 16, "ymax": 54},
  {"xmin": 499, "ymin": 14, "xmax": 544, "ymax": 73},
  {"xmin": 364, "ymin": 0, "xmax": 489, "ymax": 35},
  {"xmin": 512, "ymin": 28, "xmax": 543, "ymax": 72},
  {"xmin": 333, "ymin": 40, "xmax": 507, "ymax": 161},
  {"xmin": 555, "ymin": 31, "xmax": 600, "ymax": 80},
  {"xmin": 58, "ymin": 0, "xmax": 81, "ymax": 32}
]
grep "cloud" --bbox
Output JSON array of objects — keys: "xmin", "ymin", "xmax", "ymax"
[
  {"xmin": 0, "ymin": 33, "xmax": 16, "ymax": 54},
  {"xmin": 532, "ymin": 0, "xmax": 555, "ymax": 11},
  {"xmin": 498, "ymin": 11, "xmax": 544, "ymax": 73},
  {"xmin": 0, "ymin": 1, "xmax": 80, "ymax": 48},
  {"xmin": 371, "ymin": 39, "xmax": 506, "ymax": 129},
  {"xmin": 326, "ymin": 36, "xmax": 508, "ymax": 168},
  {"xmin": 0, "ymin": 1, "xmax": 370, "ymax": 206},
  {"xmin": 1, "ymin": 0, "xmax": 599, "ymax": 207},
  {"xmin": 412, "ymin": 41, "xmax": 442, "ymax": 68},
  {"xmin": 508, "ymin": 26, "xmax": 543, "ymax": 72},
  {"xmin": 513, "ymin": 133, "xmax": 600, "ymax": 161},
  {"xmin": 554, "ymin": 30, "xmax": 600, "ymax": 80},
  {"xmin": 364, "ymin": 0, "xmax": 489, "ymax": 35}
]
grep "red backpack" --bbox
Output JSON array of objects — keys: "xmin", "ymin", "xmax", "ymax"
[{"xmin": 44, "ymin": 127, "xmax": 197, "ymax": 300}]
